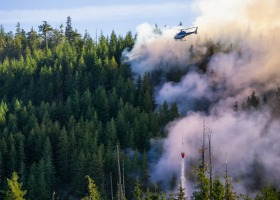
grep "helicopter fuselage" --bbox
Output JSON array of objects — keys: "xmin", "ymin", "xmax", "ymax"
[
  {"xmin": 174, "ymin": 27, "xmax": 198, "ymax": 40},
  {"xmin": 174, "ymin": 30, "xmax": 188, "ymax": 40}
]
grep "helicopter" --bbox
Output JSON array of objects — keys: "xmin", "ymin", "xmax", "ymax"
[{"xmin": 173, "ymin": 26, "xmax": 198, "ymax": 40}]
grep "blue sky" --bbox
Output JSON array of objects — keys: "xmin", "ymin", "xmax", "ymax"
[{"xmin": 0, "ymin": 0, "xmax": 197, "ymax": 37}]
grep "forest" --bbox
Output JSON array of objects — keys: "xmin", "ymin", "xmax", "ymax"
[{"xmin": 0, "ymin": 16, "xmax": 279, "ymax": 200}]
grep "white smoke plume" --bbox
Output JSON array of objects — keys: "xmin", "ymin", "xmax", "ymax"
[
  {"xmin": 152, "ymin": 110, "xmax": 280, "ymax": 196},
  {"xmin": 124, "ymin": 0, "xmax": 280, "ymax": 197},
  {"xmin": 123, "ymin": 23, "xmax": 192, "ymax": 75}
]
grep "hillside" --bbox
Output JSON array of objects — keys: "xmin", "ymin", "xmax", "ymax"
[{"xmin": 0, "ymin": 17, "xmax": 280, "ymax": 199}]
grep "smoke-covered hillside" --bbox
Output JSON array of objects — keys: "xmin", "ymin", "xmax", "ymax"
[{"xmin": 124, "ymin": 0, "xmax": 280, "ymax": 197}]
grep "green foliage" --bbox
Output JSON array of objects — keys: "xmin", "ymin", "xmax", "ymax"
[
  {"xmin": 255, "ymin": 183, "xmax": 279, "ymax": 200},
  {"xmin": 212, "ymin": 179, "xmax": 224, "ymax": 200},
  {"xmin": 177, "ymin": 181, "xmax": 187, "ymax": 200},
  {"xmin": 192, "ymin": 167, "xmax": 210, "ymax": 200},
  {"xmin": 0, "ymin": 101, "xmax": 8, "ymax": 126},
  {"xmin": 82, "ymin": 175, "xmax": 101, "ymax": 200},
  {"xmin": 133, "ymin": 180, "xmax": 143, "ymax": 200},
  {"xmin": 5, "ymin": 171, "xmax": 27, "ymax": 200},
  {"xmin": 38, "ymin": 21, "xmax": 53, "ymax": 49},
  {"xmin": 0, "ymin": 19, "xmax": 153, "ymax": 198},
  {"xmin": 224, "ymin": 176, "xmax": 235, "ymax": 200}
]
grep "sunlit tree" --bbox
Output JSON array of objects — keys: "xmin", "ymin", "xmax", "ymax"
[{"xmin": 5, "ymin": 171, "xmax": 27, "ymax": 200}]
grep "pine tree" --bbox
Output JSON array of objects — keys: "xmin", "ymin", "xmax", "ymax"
[
  {"xmin": 42, "ymin": 137, "xmax": 56, "ymax": 198},
  {"xmin": 57, "ymin": 127, "xmax": 69, "ymax": 181},
  {"xmin": 212, "ymin": 179, "xmax": 224, "ymax": 200},
  {"xmin": 94, "ymin": 86, "xmax": 109, "ymax": 123},
  {"xmin": 247, "ymin": 91, "xmax": 260, "ymax": 108},
  {"xmin": 0, "ymin": 152, "xmax": 3, "ymax": 187},
  {"xmin": 5, "ymin": 171, "xmax": 27, "ymax": 200},
  {"xmin": 27, "ymin": 165, "xmax": 36, "ymax": 200},
  {"xmin": 177, "ymin": 180, "xmax": 187, "ymax": 200},
  {"xmin": 81, "ymin": 175, "xmax": 101, "ymax": 200},
  {"xmin": 133, "ymin": 180, "xmax": 143, "ymax": 200},
  {"xmin": 65, "ymin": 16, "xmax": 74, "ymax": 43},
  {"xmin": 170, "ymin": 102, "xmax": 179, "ymax": 120},
  {"xmin": 0, "ymin": 100, "xmax": 8, "ymax": 126},
  {"xmin": 224, "ymin": 161, "xmax": 235, "ymax": 200},
  {"xmin": 143, "ymin": 90, "xmax": 153, "ymax": 112},
  {"xmin": 105, "ymin": 118, "xmax": 117, "ymax": 146},
  {"xmin": 92, "ymin": 145, "xmax": 106, "ymax": 197},
  {"xmin": 116, "ymin": 109, "xmax": 130, "ymax": 147},
  {"xmin": 35, "ymin": 160, "xmax": 48, "ymax": 199},
  {"xmin": 159, "ymin": 101, "xmax": 169, "ymax": 126},
  {"xmin": 74, "ymin": 150, "xmax": 87, "ymax": 195},
  {"xmin": 124, "ymin": 31, "xmax": 134, "ymax": 50},
  {"xmin": 8, "ymin": 143, "xmax": 17, "ymax": 175},
  {"xmin": 255, "ymin": 183, "xmax": 279, "ymax": 200},
  {"xmin": 109, "ymin": 31, "xmax": 117, "ymax": 59},
  {"xmin": 192, "ymin": 167, "xmax": 210, "ymax": 200},
  {"xmin": 38, "ymin": 21, "xmax": 53, "ymax": 49},
  {"xmin": 26, "ymin": 27, "xmax": 39, "ymax": 53}
]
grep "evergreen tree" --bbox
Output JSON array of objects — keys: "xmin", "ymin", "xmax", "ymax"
[
  {"xmin": 94, "ymin": 86, "xmax": 109, "ymax": 123},
  {"xmin": 170, "ymin": 102, "xmax": 179, "ymax": 120},
  {"xmin": 43, "ymin": 148, "xmax": 56, "ymax": 197},
  {"xmin": 212, "ymin": 179, "xmax": 224, "ymax": 200},
  {"xmin": 0, "ymin": 152, "xmax": 3, "ymax": 187},
  {"xmin": 109, "ymin": 30, "xmax": 117, "ymax": 59},
  {"xmin": 97, "ymin": 34, "xmax": 109, "ymax": 61},
  {"xmin": 105, "ymin": 118, "xmax": 117, "ymax": 146},
  {"xmin": 65, "ymin": 16, "xmax": 74, "ymax": 43},
  {"xmin": 124, "ymin": 31, "xmax": 134, "ymax": 50},
  {"xmin": 159, "ymin": 101, "xmax": 169, "ymax": 126},
  {"xmin": 5, "ymin": 171, "xmax": 27, "ymax": 200},
  {"xmin": 224, "ymin": 172, "xmax": 235, "ymax": 200},
  {"xmin": 133, "ymin": 180, "xmax": 143, "ymax": 200},
  {"xmin": 74, "ymin": 150, "xmax": 87, "ymax": 196},
  {"xmin": 192, "ymin": 167, "xmax": 210, "ymax": 200},
  {"xmin": 26, "ymin": 27, "xmax": 39, "ymax": 53},
  {"xmin": 0, "ymin": 25, "xmax": 6, "ymax": 58},
  {"xmin": 0, "ymin": 100, "xmax": 8, "ymax": 126},
  {"xmin": 81, "ymin": 175, "xmax": 101, "ymax": 200},
  {"xmin": 177, "ymin": 180, "xmax": 187, "ymax": 200},
  {"xmin": 38, "ymin": 21, "xmax": 53, "ymax": 49},
  {"xmin": 26, "ymin": 173, "xmax": 36, "ymax": 200},
  {"xmin": 8, "ymin": 143, "xmax": 17, "ymax": 175},
  {"xmin": 255, "ymin": 183, "xmax": 279, "ymax": 200},
  {"xmin": 143, "ymin": 90, "xmax": 153, "ymax": 112},
  {"xmin": 36, "ymin": 160, "xmax": 48, "ymax": 199},
  {"xmin": 57, "ymin": 127, "xmax": 69, "ymax": 181},
  {"xmin": 115, "ymin": 108, "xmax": 128, "ymax": 146},
  {"xmin": 247, "ymin": 91, "xmax": 260, "ymax": 109}
]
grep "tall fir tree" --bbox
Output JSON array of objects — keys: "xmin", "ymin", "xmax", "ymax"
[
  {"xmin": 5, "ymin": 171, "xmax": 27, "ymax": 200},
  {"xmin": 82, "ymin": 175, "xmax": 101, "ymax": 200},
  {"xmin": 38, "ymin": 21, "xmax": 53, "ymax": 49}
]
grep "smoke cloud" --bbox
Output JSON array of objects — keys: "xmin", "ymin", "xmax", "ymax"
[{"xmin": 124, "ymin": 0, "xmax": 280, "ymax": 197}]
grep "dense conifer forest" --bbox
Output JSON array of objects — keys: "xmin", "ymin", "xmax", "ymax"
[
  {"xmin": 0, "ymin": 17, "xmax": 180, "ymax": 199},
  {"xmin": 0, "ymin": 17, "xmax": 279, "ymax": 199}
]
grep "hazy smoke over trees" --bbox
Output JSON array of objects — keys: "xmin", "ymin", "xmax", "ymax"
[{"xmin": 124, "ymin": 0, "xmax": 280, "ymax": 197}]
